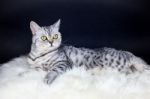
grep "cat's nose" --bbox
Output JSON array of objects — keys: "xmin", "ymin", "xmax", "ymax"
[
  {"xmin": 48, "ymin": 39, "xmax": 53, "ymax": 43},
  {"xmin": 48, "ymin": 40, "xmax": 53, "ymax": 46}
]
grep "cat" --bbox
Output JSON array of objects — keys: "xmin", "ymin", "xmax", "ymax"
[{"xmin": 27, "ymin": 19, "xmax": 149, "ymax": 84}]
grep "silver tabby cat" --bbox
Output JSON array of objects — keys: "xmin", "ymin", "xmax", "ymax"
[{"xmin": 27, "ymin": 19, "xmax": 149, "ymax": 84}]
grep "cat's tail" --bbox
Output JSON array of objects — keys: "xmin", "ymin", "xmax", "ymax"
[{"xmin": 131, "ymin": 57, "xmax": 150, "ymax": 72}]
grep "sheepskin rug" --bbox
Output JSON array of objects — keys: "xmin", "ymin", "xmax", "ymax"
[{"xmin": 0, "ymin": 57, "xmax": 150, "ymax": 99}]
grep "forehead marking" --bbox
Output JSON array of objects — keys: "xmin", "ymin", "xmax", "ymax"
[{"xmin": 42, "ymin": 27, "xmax": 51, "ymax": 36}]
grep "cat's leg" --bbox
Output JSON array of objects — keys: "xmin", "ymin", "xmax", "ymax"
[
  {"xmin": 44, "ymin": 70, "xmax": 58, "ymax": 84},
  {"xmin": 44, "ymin": 62, "xmax": 72, "ymax": 84}
]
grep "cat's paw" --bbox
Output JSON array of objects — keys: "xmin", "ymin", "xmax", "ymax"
[
  {"xmin": 44, "ymin": 77, "xmax": 55, "ymax": 85},
  {"xmin": 44, "ymin": 71, "xmax": 58, "ymax": 85}
]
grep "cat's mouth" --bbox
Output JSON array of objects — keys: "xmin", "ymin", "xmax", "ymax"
[
  {"xmin": 49, "ymin": 41, "xmax": 53, "ymax": 46},
  {"xmin": 47, "ymin": 40, "xmax": 53, "ymax": 47}
]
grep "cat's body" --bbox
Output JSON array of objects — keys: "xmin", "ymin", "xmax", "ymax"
[{"xmin": 27, "ymin": 20, "xmax": 149, "ymax": 84}]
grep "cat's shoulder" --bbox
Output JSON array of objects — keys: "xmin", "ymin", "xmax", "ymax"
[
  {"xmin": 63, "ymin": 45, "xmax": 90, "ymax": 51},
  {"xmin": 63, "ymin": 45, "xmax": 75, "ymax": 49}
]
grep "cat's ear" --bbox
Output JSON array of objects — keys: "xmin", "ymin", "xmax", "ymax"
[
  {"xmin": 52, "ymin": 19, "xmax": 61, "ymax": 31},
  {"xmin": 30, "ymin": 21, "xmax": 41, "ymax": 35}
]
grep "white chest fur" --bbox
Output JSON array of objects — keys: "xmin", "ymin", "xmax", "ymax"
[{"xmin": 27, "ymin": 51, "xmax": 59, "ymax": 69}]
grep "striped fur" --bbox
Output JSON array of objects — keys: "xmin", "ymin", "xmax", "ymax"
[{"xmin": 27, "ymin": 20, "xmax": 149, "ymax": 84}]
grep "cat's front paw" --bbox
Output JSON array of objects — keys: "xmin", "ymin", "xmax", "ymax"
[
  {"xmin": 44, "ymin": 77, "xmax": 55, "ymax": 85},
  {"xmin": 44, "ymin": 71, "xmax": 58, "ymax": 85}
]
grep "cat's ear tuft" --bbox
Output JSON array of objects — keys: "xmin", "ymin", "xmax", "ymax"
[
  {"xmin": 30, "ymin": 21, "xmax": 41, "ymax": 35},
  {"xmin": 52, "ymin": 19, "xmax": 61, "ymax": 31}
]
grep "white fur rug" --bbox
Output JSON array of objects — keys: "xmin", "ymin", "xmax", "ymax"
[{"xmin": 0, "ymin": 57, "xmax": 150, "ymax": 99}]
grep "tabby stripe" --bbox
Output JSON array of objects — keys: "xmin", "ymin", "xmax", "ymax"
[
  {"xmin": 50, "ymin": 61, "xmax": 69, "ymax": 69},
  {"xmin": 50, "ymin": 62, "xmax": 71, "ymax": 73},
  {"xmin": 46, "ymin": 56, "xmax": 59, "ymax": 67},
  {"xmin": 28, "ymin": 49, "xmax": 58, "ymax": 61},
  {"xmin": 63, "ymin": 47, "xmax": 73, "ymax": 69}
]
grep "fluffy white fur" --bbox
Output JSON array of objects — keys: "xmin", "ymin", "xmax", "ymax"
[{"xmin": 0, "ymin": 57, "xmax": 150, "ymax": 99}]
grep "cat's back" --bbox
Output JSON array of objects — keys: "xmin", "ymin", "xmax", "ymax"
[
  {"xmin": 94, "ymin": 47, "xmax": 137, "ymax": 63},
  {"xmin": 63, "ymin": 45, "xmax": 133, "ymax": 57},
  {"xmin": 63, "ymin": 45, "xmax": 148, "ymax": 71},
  {"xmin": 63, "ymin": 45, "xmax": 134, "ymax": 65},
  {"xmin": 95, "ymin": 47, "xmax": 134, "ymax": 57}
]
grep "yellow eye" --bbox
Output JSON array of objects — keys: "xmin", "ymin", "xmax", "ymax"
[
  {"xmin": 53, "ymin": 34, "xmax": 58, "ymax": 39},
  {"xmin": 41, "ymin": 36, "xmax": 47, "ymax": 41}
]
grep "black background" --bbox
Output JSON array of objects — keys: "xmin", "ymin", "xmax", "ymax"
[{"xmin": 0, "ymin": 0, "xmax": 150, "ymax": 64}]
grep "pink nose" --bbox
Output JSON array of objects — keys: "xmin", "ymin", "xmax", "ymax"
[{"xmin": 48, "ymin": 40, "xmax": 53, "ymax": 46}]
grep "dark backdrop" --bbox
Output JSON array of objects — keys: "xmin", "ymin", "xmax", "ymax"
[{"xmin": 0, "ymin": 0, "xmax": 150, "ymax": 64}]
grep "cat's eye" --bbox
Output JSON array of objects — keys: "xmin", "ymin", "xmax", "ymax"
[
  {"xmin": 41, "ymin": 36, "xmax": 47, "ymax": 41},
  {"xmin": 53, "ymin": 34, "xmax": 58, "ymax": 39}
]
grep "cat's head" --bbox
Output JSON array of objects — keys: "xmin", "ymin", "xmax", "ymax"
[{"xmin": 30, "ymin": 19, "xmax": 61, "ymax": 54}]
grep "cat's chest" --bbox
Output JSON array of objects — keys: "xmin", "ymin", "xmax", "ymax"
[
  {"xmin": 31, "ymin": 52, "xmax": 67, "ymax": 70},
  {"xmin": 28, "ymin": 53, "xmax": 57, "ymax": 68}
]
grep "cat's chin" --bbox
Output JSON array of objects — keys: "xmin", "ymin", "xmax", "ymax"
[
  {"xmin": 37, "ymin": 47, "xmax": 59, "ymax": 56},
  {"xmin": 47, "ymin": 47, "xmax": 59, "ymax": 53}
]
